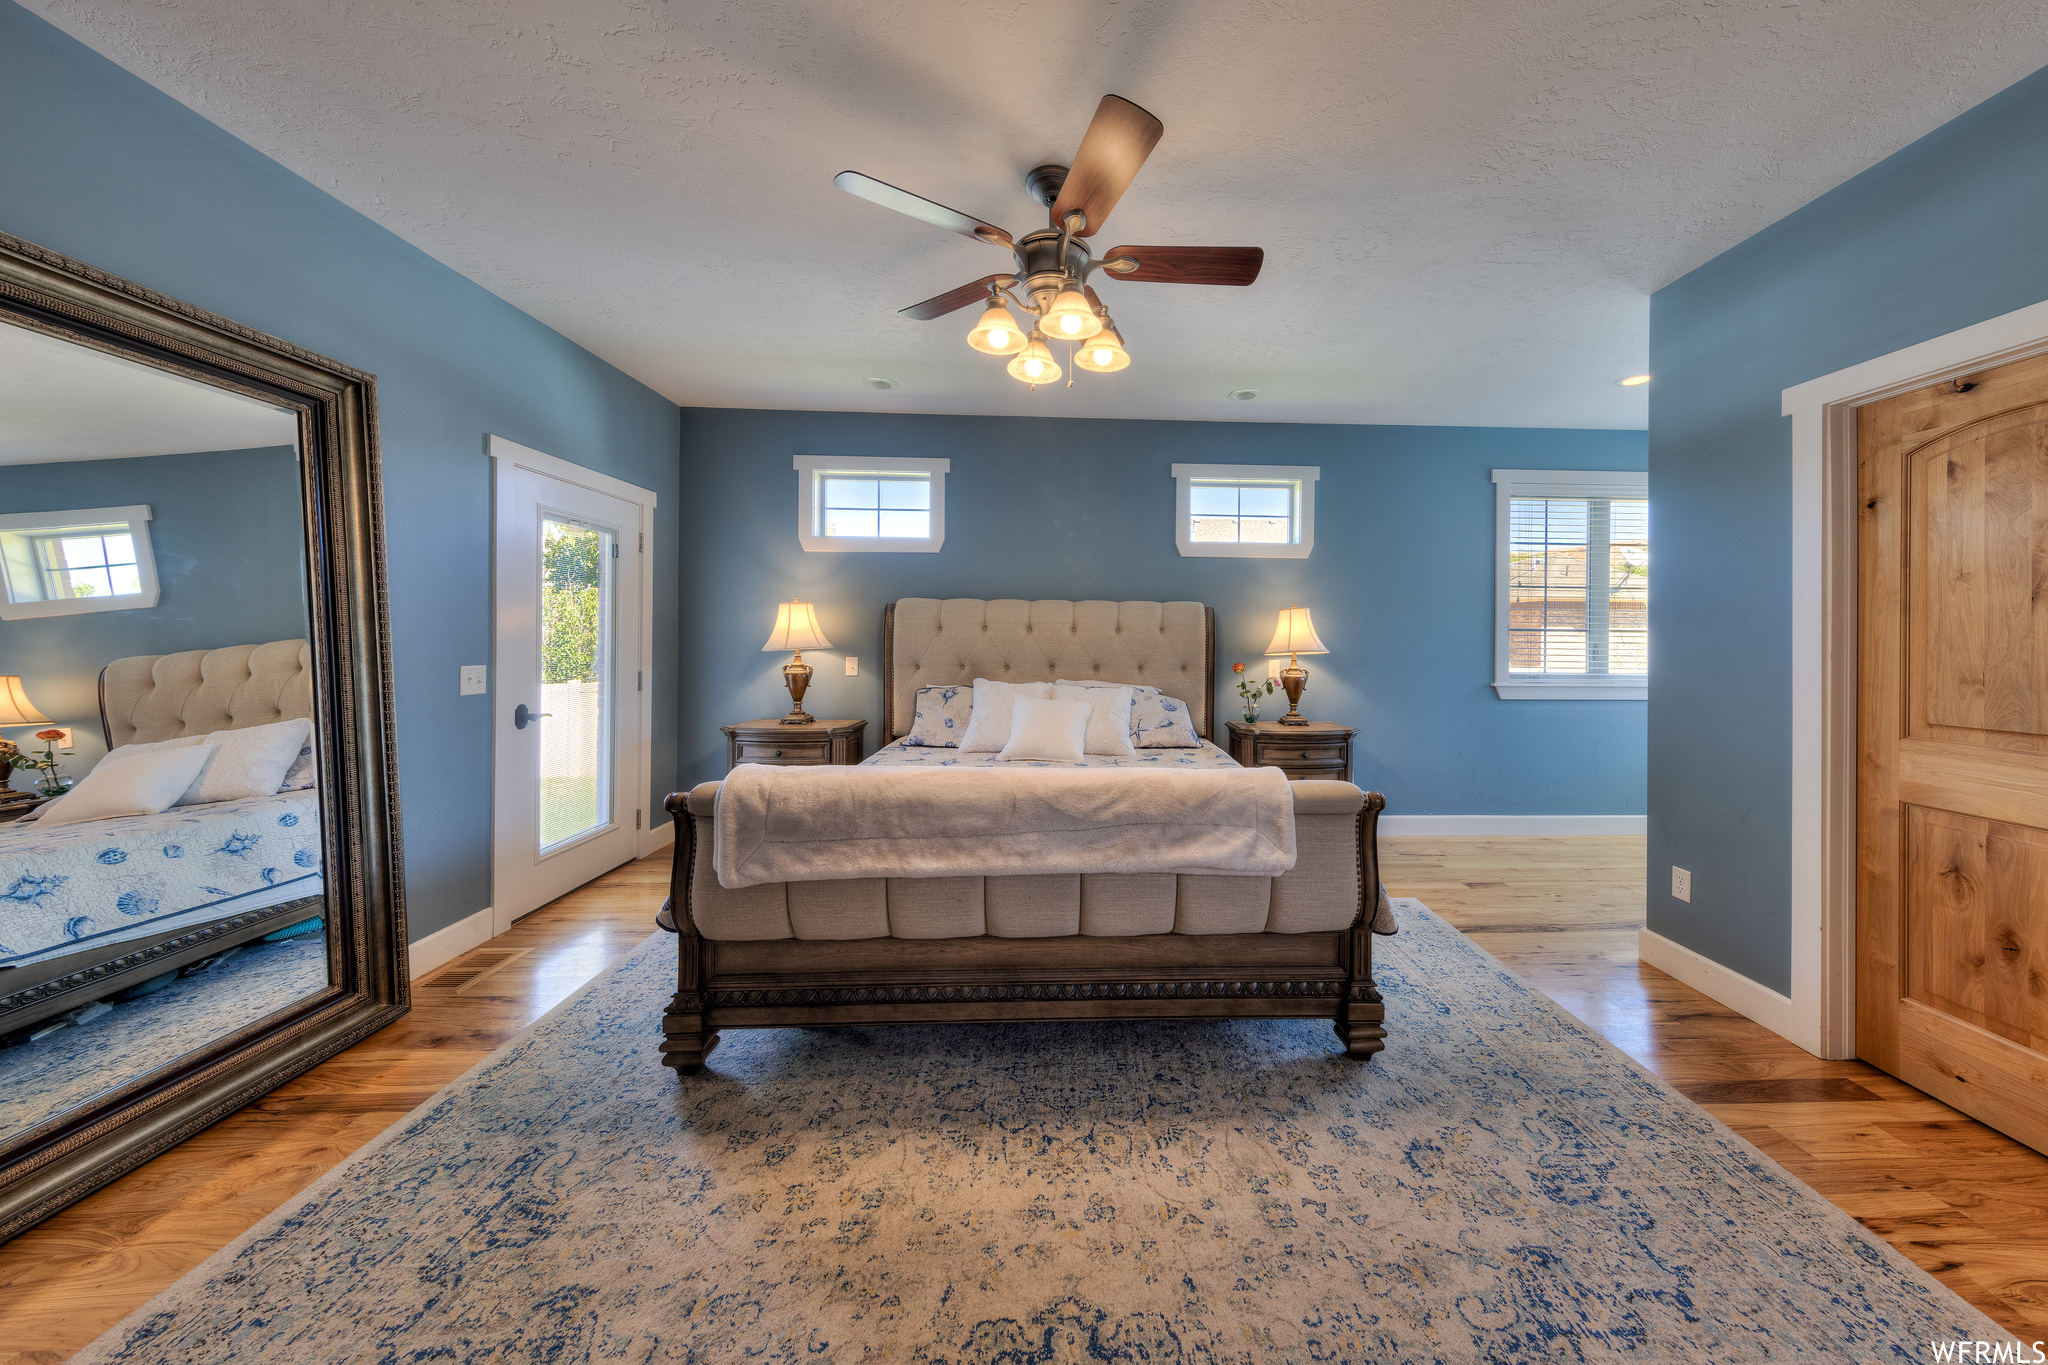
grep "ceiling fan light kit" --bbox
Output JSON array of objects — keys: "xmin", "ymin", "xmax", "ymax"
[{"xmin": 836, "ymin": 94, "xmax": 1264, "ymax": 392}]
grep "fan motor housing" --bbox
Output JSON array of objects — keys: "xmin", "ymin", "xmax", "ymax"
[
  {"xmin": 1014, "ymin": 228, "xmax": 1091, "ymax": 310},
  {"xmin": 1024, "ymin": 163, "xmax": 1068, "ymax": 207}
]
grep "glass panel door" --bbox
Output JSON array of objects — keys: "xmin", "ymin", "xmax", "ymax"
[{"xmin": 537, "ymin": 516, "xmax": 613, "ymax": 852}]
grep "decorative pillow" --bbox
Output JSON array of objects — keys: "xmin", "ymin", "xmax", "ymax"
[
  {"xmin": 1131, "ymin": 692, "xmax": 1202, "ymax": 748},
  {"xmin": 35, "ymin": 745, "xmax": 216, "ymax": 828},
  {"xmin": 997, "ymin": 696, "xmax": 1093, "ymax": 763},
  {"xmin": 960, "ymin": 680, "xmax": 1054, "ymax": 752},
  {"xmin": 1052, "ymin": 683, "xmax": 1136, "ymax": 756},
  {"xmin": 279, "ymin": 739, "xmax": 318, "ymax": 791},
  {"xmin": 174, "ymin": 717, "xmax": 313, "ymax": 806},
  {"xmin": 19, "ymin": 734, "xmax": 208, "ymax": 823},
  {"xmin": 903, "ymin": 684, "xmax": 972, "ymax": 747}
]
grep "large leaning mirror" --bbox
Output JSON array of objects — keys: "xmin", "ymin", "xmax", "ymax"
[{"xmin": 0, "ymin": 230, "xmax": 403, "ymax": 1238}]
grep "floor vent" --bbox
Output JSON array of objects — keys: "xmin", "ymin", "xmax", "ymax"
[{"xmin": 421, "ymin": 948, "xmax": 529, "ymax": 991}]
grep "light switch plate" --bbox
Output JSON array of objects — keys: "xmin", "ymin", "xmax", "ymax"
[
  {"xmin": 1671, "ymin": 866, "xmax": 1691, "ymax": 903},
  {"xmin": 460, "ymin": 665, "xmax": 488, "ymax": 696},
  {"xmin": 844, "ymin": 657, "xmax": 859, "ymax": 676}
]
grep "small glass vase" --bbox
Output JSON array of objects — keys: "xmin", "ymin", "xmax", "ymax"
[{"xmin": 1241, "ymin": 698, "xmax": 1262, "ymax": 724}]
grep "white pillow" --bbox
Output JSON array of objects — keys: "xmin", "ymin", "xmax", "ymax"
[
  {"xmin": 35, "ymin": 745, "xmax": 216, "ymax": 828},
  {"xmin": 1053, "ymin": 683, "xmax": 1136, "ymax": 756},
  {"xmin": 997, "ymin": 696, "xmax": 1093, "ymax": 763},
  {"xmin": 959, "ymin": 680, "xmax": 1054, "ymax": 752},
  {"xmin": 174, "ymin": 717, "xmax": 313, "ymax": 806},
  {"xmin": 20, "ymin": 734, "xmax": 208, "ymax": 823}
]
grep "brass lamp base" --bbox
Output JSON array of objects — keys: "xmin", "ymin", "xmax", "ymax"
[
  {"xmin": 779, "ymin": 654, "xmax": 815, "ymax": 725},
  {"xmin": 1277, "ymin": 663, "xmax": 1310, "ymax": 725}
]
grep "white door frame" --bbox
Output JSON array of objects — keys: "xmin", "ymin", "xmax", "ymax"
[
  {"xmin": 1776, "ymin": 295, "xmax": 2048, "ymax": 1059},
  {"xmin": 486, "ymin": 435, "xmax": 660, "ymax": 937}
]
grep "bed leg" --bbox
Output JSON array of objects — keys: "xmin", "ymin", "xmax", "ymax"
[
  {"xmin": 659, "ymin": 794, "xmax": 718, "ymax": 1076},
  {"xmin": 1338, "ymin": 797, "xmax": 1390, "ymax": 1062}
]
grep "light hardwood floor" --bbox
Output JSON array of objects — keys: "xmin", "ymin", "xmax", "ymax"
[{"xmin": 0, "ymin": 836, "xmax": 2042, "ymax": 1359}]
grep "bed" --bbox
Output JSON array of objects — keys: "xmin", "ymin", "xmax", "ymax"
[
  {"xmin": 659, "ymin": 598, "xmax": 1388, "ymax": 1073},
  {"xmin": 0, "ymin": 641, "xmax": 324, "ymax": 1032}
]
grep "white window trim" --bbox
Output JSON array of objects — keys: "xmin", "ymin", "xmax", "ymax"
[
  {"xmin": 1171, "ymin": 463, "xmax": 1318, "ymax": 558},
  {"xmin": 0, "ymin": 504, "xmax": 160, "ymax": 620},
  {"xmin": 794, "ymin": 455, "xmax": 948, "ymax": 553},
  {"xmin": 1491, "ymin": 469, "xmax": 1648, "ymax": 700}
]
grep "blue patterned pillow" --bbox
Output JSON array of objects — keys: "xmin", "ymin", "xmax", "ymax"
[
  {"xmin": 1131, "ymin": 692, "xmax": 1201, "ymax": 748},
  {"xmin": 903, "ymin": 685, "xmax": 971, "ymax": 747}
]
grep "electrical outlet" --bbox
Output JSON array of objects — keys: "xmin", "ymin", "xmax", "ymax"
[
  {"xmin": 459, "ymin": 665, "xmax": 488, "ymax": 696},
  {"xmin": 844, "ymin": 657, "xmax": 859, "ymax": 676},
  {"xmin": 1671, "ymin": 866, "xmax": 1692, "ymax": 903}
]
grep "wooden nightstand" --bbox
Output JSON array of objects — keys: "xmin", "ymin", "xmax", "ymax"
[
  {"xmin": 0, "ymin": 796, "xmax": 48, "ymax": 825},
  {"xmin": 723, "ymin": 718, "xmax": 867, "ymax": 771},
  {"xmin": 1225, "ymin": 720, "xmax": 1357, "ymax": 782}
]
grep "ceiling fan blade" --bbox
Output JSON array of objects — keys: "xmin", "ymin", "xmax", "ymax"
[
  {"xmin": 1050, "ymin": 95, "xmax": 1163, "ymax": 238},
  {"xmin": 899, "ymin": 274, "xmax": 1018, "ymax": 322},
  {"xmin": 1099, "ymin": 246, "xmax": 1263, "ymax": 286},
  {"xmin": 834, "ymin": 171, "xmax": 1013, "ymax": 246}
]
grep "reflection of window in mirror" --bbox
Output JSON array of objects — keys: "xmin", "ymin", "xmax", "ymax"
[{"xmin": 0, "ymin": 505, "xmax": 159, "ymax": 618}]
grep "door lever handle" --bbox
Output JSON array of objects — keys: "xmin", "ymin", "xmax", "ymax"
[{"xmin": 513, "ymin": 703, "xmax": 552, "ymax": 729}]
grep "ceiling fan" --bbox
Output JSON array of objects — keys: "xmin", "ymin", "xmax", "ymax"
[{"xmin": 834, "ymin": 94, "xmax": 1264, "ymax": 388}]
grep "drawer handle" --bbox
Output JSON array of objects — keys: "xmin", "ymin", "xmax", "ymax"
[{"xmin": 771, "ymin": 750, "xmax": 783, "ymax": 758}]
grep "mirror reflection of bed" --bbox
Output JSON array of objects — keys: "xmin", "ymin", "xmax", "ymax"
[{"xmin": 0, "ymin": 319, "xmax": 328, "ymax": 1141}]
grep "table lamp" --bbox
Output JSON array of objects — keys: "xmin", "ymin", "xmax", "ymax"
[
  {"xmin": 762, "ymin": 599, "xmax": 832, "ymax": 724},
  {"xmin": 1262, "ymin": 604, "xmax": 1329, "ymax": 726},
  {"xmin": 0, "ymin": 676, "xmax": 51, "ymax": 730}
]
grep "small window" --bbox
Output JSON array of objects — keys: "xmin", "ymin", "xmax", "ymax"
[
  {"xmin": 794, "ymin": 456, "xmax": 947, "ymax": 553},
  {"xmin": 1491, "ymin": 470, "xmax": 1647, "ymax": 699},
  {"xmin": 0, "ymin": 505, "xmax": 160, "ymax": 620},
  {"xmin": 1171, "ymin": 464, "xmax": 1317, "ymax": 558}
]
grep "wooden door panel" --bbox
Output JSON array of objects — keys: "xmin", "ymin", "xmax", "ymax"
[
  {"xmin": 1897, "ymin": 998, "xmax": 2048, "ymax": 1156},
  {"xmin": 1908, "ymin": 403, "xmax": 2048, "ymax": 752},
  {"xmin": 1905, "ymin": 805, "xmax": 2048, "ymax": 1052},
  {"xmin": 1861, "ymin": 350, "xmax": 2048, "ymax": 1154}
]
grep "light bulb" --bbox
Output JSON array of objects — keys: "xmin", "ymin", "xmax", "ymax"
[
  {"xmin": 1042, "ymin": 287, "xmax": 1103, "ymax": 340},
  {"xmin": 1072, "ymin": 321, "xmax": 1130, "ymax": 373},
  {"xmin": 1005, "ymin": 329, "xmax": 1062, "ymax": 385},
  {"xmin": 967, "ymin": 302, "xmax": 1027, "ymax": 356}
]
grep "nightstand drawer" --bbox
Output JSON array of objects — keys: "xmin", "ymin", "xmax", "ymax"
[
  {"xmin": 735, "ymin": 739, "xmax": 829, "ymax": 764},
  {"xmin": 1257, "ymin": 758, "xmax": 1347, "ymax": 779},
  {"xmin": 1259, "ymin": 743, "xmax": 1347, "ymax": 764}
]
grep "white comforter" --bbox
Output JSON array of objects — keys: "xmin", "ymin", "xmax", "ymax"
[
  {"xmin": 713, "ymin": 760, "xmax": 1297, "ymax": 889},
  {"xmin": 0, "ymin": 791, "xmax": 321, "ymax": 967},
  {"xmin": 864, "ymin": 738, "xmax": 1243, "ymax": 770}
]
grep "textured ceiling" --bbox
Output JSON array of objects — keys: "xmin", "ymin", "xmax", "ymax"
[
  {"xmin": 26, "ymin": 0, "xmax": 2048, "ymax": 428},
  {"xmin": 0, "ymin": 322, "xmax": 297, "ymax": 464}
]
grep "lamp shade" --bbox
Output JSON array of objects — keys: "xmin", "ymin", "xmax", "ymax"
[
  {"xmin": 762, "ymin": 600, "xmax": 832, "ymax": 652},
  {"xmin": 1006, "ymin": 330, "xmax": 1062, "ymax": 385},
  {"xmin": 1042, "ymin": 287, "xmax": 1103, "ymax": 340},
  {"xmin": 1263, "ymin": 606, "xmax": 1328, "ymax": 657},
  {"xmin": 1073, "ymin": 323, "xmax": 1131, "ymax": 373},
  {"xmin": 966, "ymin": 303, "xmax": 1026, "ymax": 356},
  {"xmin": 0, "ymin": 676, "xmax": 51, "ymax": 727}
]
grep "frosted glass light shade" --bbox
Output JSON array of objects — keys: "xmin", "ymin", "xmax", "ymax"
[
  {"xmin": 1073, "ymin": 324, "xmax": 1130, "ymax": 373},
  {"xmin": 1263, "ymin": 606, "xmax": 1328, "ymax": 657},
  {"xmin": 0, "ymin": 676, "xmax": 51, "ymax": 726},
  {"xmin": 967, "ymin": 304, "xmax": 1026, "ymax": 356},
  {"xmin": 762, "ymin": 600, "xmax": 832, "ymax": 652},
  {"xmin": 1042, "ymin": 288, "xmax": 1103, "ymax": 340},
  {"xmin": 1006, "ymin": 331, "xmax": 1062, "ymax": 385}
]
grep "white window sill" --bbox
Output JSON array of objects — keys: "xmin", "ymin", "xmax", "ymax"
[{"xmin": 1492, "ymin": 679, "xmax": 1647, "ymax": 701}]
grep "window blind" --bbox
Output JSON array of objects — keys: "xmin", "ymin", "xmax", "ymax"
[{"xmin": 1507, "ymin": 495, "xmax": 1648, "ymax": 677}]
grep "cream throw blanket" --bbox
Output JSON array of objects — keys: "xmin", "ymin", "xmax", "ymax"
[{"xmin": 714, "ymin": 763, "xmax": 1298, "ymax": 889}]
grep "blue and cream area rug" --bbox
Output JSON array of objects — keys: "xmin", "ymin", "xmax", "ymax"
[{"xmin": 76, "ymin": 902, "xmax": 2013, "ymax": 1363}]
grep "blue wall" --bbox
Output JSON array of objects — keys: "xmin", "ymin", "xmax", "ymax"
[
  {"xmin": 0, "ymin": 1, "xmax": 682, "ymax": 939},
  {"xmin": 678, "ymin": 408, "xmax": 1648, "ymax": 816},
  {"xmin": 1649, "ymin": 66, "xmax": 2048, "ymax": 993},
  {"xmin": 0, "ymin": 447, "xmax": 307, "ymax": 776}
]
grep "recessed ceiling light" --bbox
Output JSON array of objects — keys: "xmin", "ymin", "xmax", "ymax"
[
  {"xmin": 865, "ymin": 377, "xmax": 897, "ymax": 391},
  {"xmin": 1617, "ymin": 374, "xmax": 1651, "ymax": 387},
  {"xmin": 1228, "ymin": 388, "xmax": 1259, "ymax": 401}
]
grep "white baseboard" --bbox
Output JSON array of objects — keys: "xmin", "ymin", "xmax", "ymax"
[
  {"xmin": 409, "ymin": 906, "xmax": 494, "ymax": 981},
  {"xmin": 638, "ymin": 819, "xmax": 676, "ymax": 859},
  {"xmin": 1638, "ymin": 927, "xmax": 1812, "ymax": 1053},
  {"xmin": 1379, "ymin": 815, "xmax": 1647, "ymax": 836}
]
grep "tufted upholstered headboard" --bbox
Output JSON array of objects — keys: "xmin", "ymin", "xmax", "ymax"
[
  {"xmin": 883, "ymin": 599, "xmax": 1215, "ymax": 742},
  {"xmin": 98, "ymin": 639, "xmax": 315, "ymax": 748}
]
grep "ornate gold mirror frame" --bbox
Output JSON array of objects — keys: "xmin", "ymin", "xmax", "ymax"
[{"xmin": 0, "ymin": 229, "xmax": 407, "ymax": 1239}]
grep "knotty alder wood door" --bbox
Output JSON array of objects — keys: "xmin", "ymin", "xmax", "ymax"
[{"xmin": 1859, "ymin": 352, "xmax": 2048, "ymax": 1154}]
